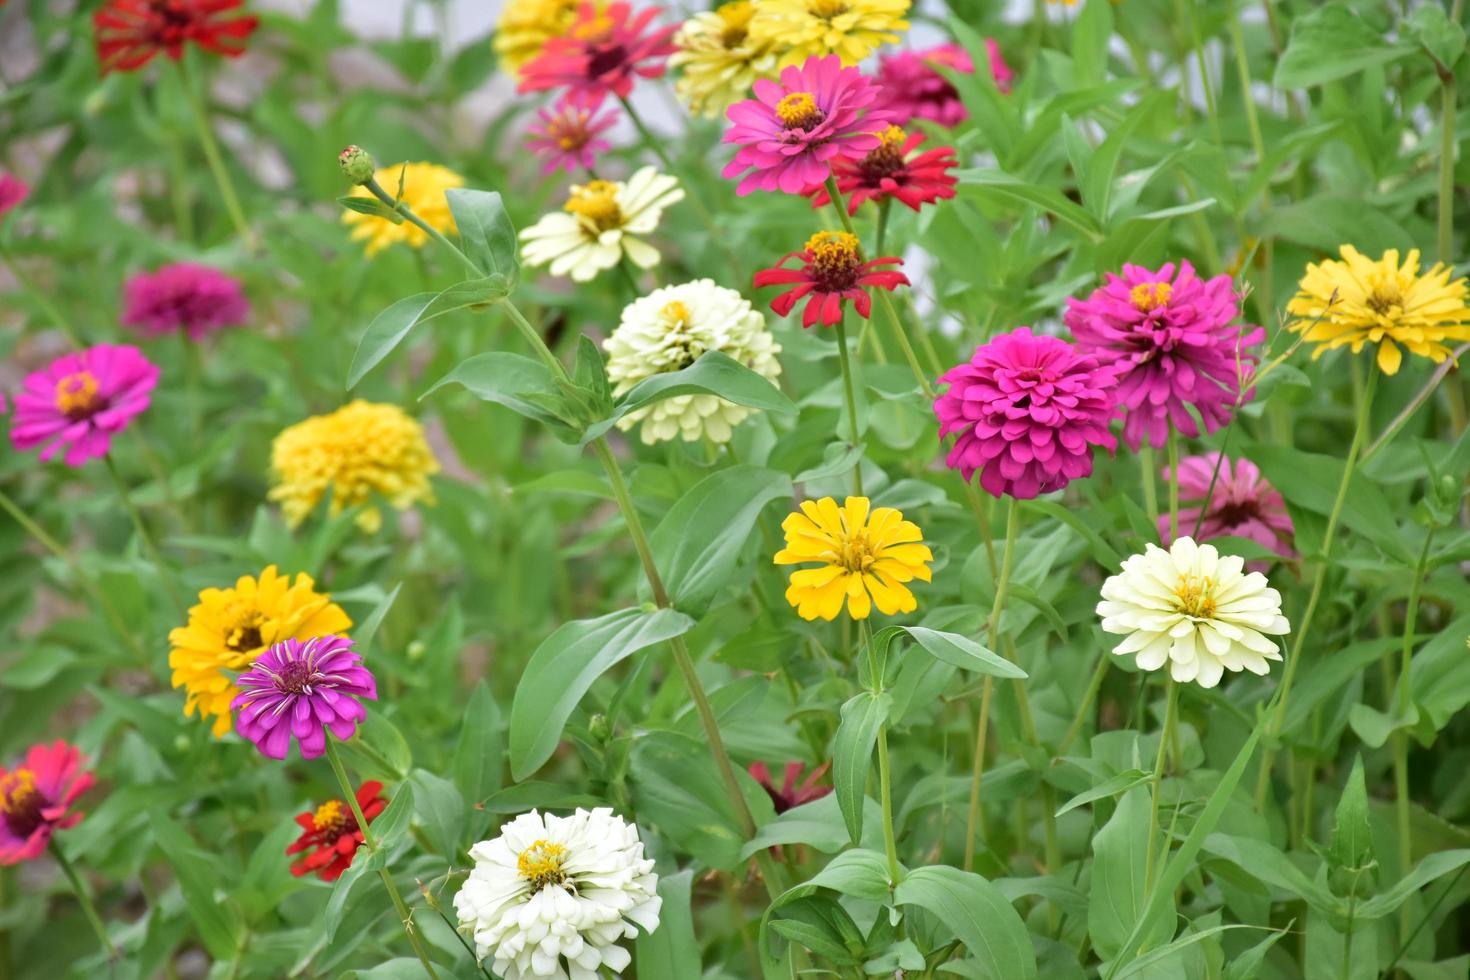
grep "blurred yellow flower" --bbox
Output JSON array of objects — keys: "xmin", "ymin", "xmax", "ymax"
[
  {"xmin": 168, "ymin": 566, "xmax": 351, "ymax": 736},
  {"xmin": 342, "ymin": 162, "xmax": 464, "ymax": 256},
  {"xmin": 1286, "ymin": 245, "xmax": 1470, "ymax": 375},
  {"xmin": 269, "ymin": 400, "xmax": 439, "ymax": 532},
  {"xmin": 494, "ymin": 0, "xmax": 585, "ymax": 77},
  {"xmin": 748, "ymin": 0, "xmax": 909, "ymax": 67},
  {"xmin": 775, "ymin": 496, "xmax": 932, "ymax": 620},
  {"xmin": 672, "ymin": 2, "xmax": 779, "ymax": 117}
]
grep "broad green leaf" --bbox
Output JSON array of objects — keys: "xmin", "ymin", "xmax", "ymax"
[
  {"xmin": 1273, "ymin": 3, "xmax": 1412, "ymax": 89},
  {"xmin": 445, "ymin": 187, "xmax": 519, "ymax": 281},
  {"xmin": 1222, "ymin": 925, "xmax": 1292, "ymax": 980},
  {"xmin": 1329, "ymin": 756, "xmax": 1374, "ymax": 870},
  {"xmin": 1056, "ymin": 768, "xmax": 1151, "ymax": 817},
  {"xmin": 1244, "ymin": 444, "xmax": 1411, "ymax": 562},
  {"xmin": 956, "ymin": 170, "xmax": 1105, "ymax": 240},
  {"xmin": 149, "ymin": 809, "xmax": 244, "ymax": 960},
  {"xmin": 347, "ymin": 278, "xmax": 509, "ymax": 388},
  {"xmin": 758, "ymin": 849, "xmax": 894, "ymax": 965},
  {"xmin": 739, "ymin": 792, "xmax": 884, "ymax": 860},
  {"xmin": 1112, "ymin": 925, "xmax": 1281, "ymax": 980},
  {"xmin": 894, "ymin": 865, "xmax": 1038, "ymax": 980},
  {"xmin": 1070, "ymin": 0, "xmax": 1113, "ymax": 87},
  {"xmin": 770, "ymin": 896, "xmax": 865, "ymax": 965},
  {"xmin": 1203, "ymin": 833, "xmax": 1336, "ymax": 913},
  {"xmin": 422, "ymin": 352, "xmax": 576, "ymax": 436},
  {"xmin": 900, "ymin": 626, "xmax": 1027, "ymax": 678},
  {"xmin": 1089, "ymin": 787, "xmax": 1172, "ymax": 961},
  {"xmin": 633, "ymin": 870, "xmax": 700, "ymax": 980},
  {"xmin": 452, "ymin": 681, "xmax": 504, "ymax": 816},
  {"xmin": 832, "ymin": 690, "xmax": 891, "ymax": 843},
  {"xmin": 510, "ymin": 607, "xmax": 696, "ymax": 779},
  {"xmin": 1356, "ymin": 849, "xmax": 1470, "ymax": 919},
  {"xmin": 408, "ymin": 768, "xmax": 466, "ymax": 858},
  {"xmin": 1407, "ymin": 4, "xmax": 1468, "ymax": 68}
]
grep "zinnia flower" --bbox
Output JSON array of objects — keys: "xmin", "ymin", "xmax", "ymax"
[
  {"xmin": 232, "ymin": 636, "xmax": 377, "ymax": 760},
  {"xmin": 1285, "ymin": 245, "xmax": 1470, "ymax": 375},
  {"xmin": 454, "ymin": 807, "xmax": 661, "ymax": 979},
  {"xmin": 774, "ymin": 496, "xmax": 933, "ymax": 620},
  {"xmin": 121, "ymin": 262, "xmax": 250, "ymax": 340},
  {"xmin": 604, "ymin": 278, "xmax": 783, "ymax": 443},
  {"xmin": 749, "ymin": 761, "xmax": 830, "ymax": 813},
  {"xmin": 1065, "ymin": 261, "xmax": 1263, "ymax": 451},
  {"xmin": 935, "ymin": 327, "xmax": 1120, "ymax": 500},
  {"xmin": 9, "ymin": 344, "xmax": 159, "ymax": 467},
  {"xmin": 168, "ymin": 565, "xmax": 352, "ymax": 737},
  {"xmin": 671, "ymin": 1, "xmax": 778, "ymax": 118},
  {"xmin": 754, "ymin": 230, "xmax": 907, "ymax": 327},
  {"xmin": 747, "ymin": 0, "xmax": 909, "ymax": 67},
  {"xmin": 0, "ymin": 741, "xmax": 94, "ymax": 865},
  {"xmin": 722, "ymin": 55, "xmax": 892, "ymax": 196},
  {"xmin": 518, "ymin": 2, "xmax": 676, "ymax": 105},
  {"xmin": 286, "ymin": 781, "xmax": 388, "ymax": 881},
  {"xmin": 519, "ymin": 167, "xmax": 684, "ymax": 282},
  {"xmin": 527, "ymin": 93, "xmax": 618, "ymax": 175},
  {"xmin": 269, "ymin": 400, "xmax": 439, "ymax": 533},
  {"xmin": 94, "ymin": 0, "xmax": 259, "ymax": 73},
  {"xmin": 808, "ymin": 126, "xmax": 957, "ymax": 214},
  {"xmin": 874, "ymin": 41, "xmax": 1012, "ymax": 128},
  {"xmin": 341, "ymin": 162, "xmax": 465, "ymax": 256},
  {"xmin": 1097, "ymin": 537, "xmax": 1290, "ymax": 689},
  {"xmin": 494, "ymin": 0, "xmax": 585, "ymax": 79},
  {"xmin": 0, "ymin": 172, "xmax": 29, "ymax": 219},
  {"xmin": 1160, "ymin": 454, "xmax": 1295, "ymax": 571}
]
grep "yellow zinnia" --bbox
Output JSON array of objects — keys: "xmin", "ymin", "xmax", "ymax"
[
  {"xmin": 494, "ymin": 0, "xmax": 584, "ymax": 78},
  {"xmin": 774, "ymin": 496, "xmax": 933, "ymax": 621},
  {"xmin": 168, "ymin": 566, "xmax": 351, "ymax": 736},
  {"xmin": 342, "ymin": 162, "xmax": 464, "ymax": 256},
  {"xmin": 748, "ymin": 0, "xmax": 909, "ymax": 67},
  {"xmin": 269, "ymin": 400, "xmax": 439, "ymax": 533},
  {"xmin": 1285, "ymin": 245, "xmax": 1470, "ymax": 375},
  {"xmin": 671, "ymin": 2, "xmax": 779, "ymax": 117}
]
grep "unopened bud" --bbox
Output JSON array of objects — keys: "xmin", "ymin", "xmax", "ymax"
[
  {"xmin": 588, "ymin": 713, "xmax": 610, "ymax": 741},
  {"xmin": 339, "ymin": 145, "xmax": 376, "ymax": 185},
  {"xmin": 407, "ymin": 640, "xmax": 427, "ymax": 662}
]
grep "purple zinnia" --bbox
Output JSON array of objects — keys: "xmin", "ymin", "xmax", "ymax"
[
  {"xmin": 526, "ymin": 92, "xmax": 619, "ymax": 175},
  {"xmin": 935, "ymin": 327, "xmax": 1121, "ymax": 500},
  {"xmin": 121, "ymin": 262, "xmax": 250, "ymax": 340},
  {"xmin": 1064, "ymin": 261, "xmax": 1264, "ymax": 452},
  {"xmin": 1161, "ymin": 453, "xmax": 1296, "ymax": 570},
  {"xmin": 231, "ymin": 636, "xmax": 377, "ymax": 761}
]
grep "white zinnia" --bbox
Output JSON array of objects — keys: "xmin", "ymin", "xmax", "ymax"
[
  {"xmin": 453, "ymin": 807, "xmax": 661, "ymax": 980},
  {"xmin": 605, "ymin": 278, "xmax": 783, "ymax": 444},
  {"xmin": 519, "ymin": 167, "xmax": 684, "ymax": 282},
  {"xmin": 1096, "ymin": 537, "xmax": 1290, "ymax": 689}
]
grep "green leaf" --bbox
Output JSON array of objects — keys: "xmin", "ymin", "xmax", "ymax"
[
  {"xmin": 894, "ymin": 866, "xmax": 1038, "ymax": 980},
  {"xmin": 956, "ymin": 169, "xmax": 1105, "ymax": 240},
  {"xmin": 1244, "ymin": 444, "xmax": 1411, "ymax": 562},
  {"xmin": 1406, "ymin": 4, "xmax": 1466, "ymax": 68},
  {"xmin": 758, "ymin": 849, "xmax": 894, "ymax": 965},
  {"xmin": 353, "ymin": 582, "xmax": 401, "ymax": 657},
  {"xmin": 1089, "ymin": 787, "xmax": 1171, "ymax": 962},
  {"xmin": 1055, "ymin": 768, "xmax": 1151, "ymax": 817},
  {"xmin": 1222, "ymin": 926, "xmax": 1292, "ymax": 980},
  {"xmin": 770, "ymin": 897, "xmax": 865, "ymax": 965},
  {"xmin": 337, "ymin": 195, "xmax": 404, "ymax": 222},
  {"xmin": 423, "ymin": 352, "xmax": 579, "ymax": 437},
  {"xmin": 900, "ymin": 626, "xmax": 1026, "ymax": 678},
  {"xmin": 632, "ymin": 870, "xmax": 701, "ymax": 980},
  {"xmin": 408, "ymin": 768, "xmax": 466, "ymax": 859},
  {"xmin": 1330, "ymin": 756, "xmax": 1374, "ymax": 870},
  {"xmin": 832, "ymin": 690, "xmax": 891, "ymax": 844},
  {"xmin": 1203, "ymin": 833, "xmax": 1337, "ymax": 913},
  {"xmin": 1273, "ymin": 3, "xmax": 1413, "ymax": 89},
  {"xmin": 739, "ymin": 792, "xmax": 885, "ymax": 860},
  {"xmin": 445, "ymin": 188, "xmax": 519, "ymax": 282},
  {"xmin": 347, "ymin": 278, "xmax": 510, "ymax": 388},
  {"xmin": 1356, "ymin": 849, "xmax": 1470, "ymax": 920},
  {"xmin": 149, "ymin": 810, "xmax": 244, "ymax": 960},
  {"xmin": 510, "ymin": 607, "xmax": 696, "ymax": 779},
  {"xmin": 452, "ymin": 681, "xmax": 504, "ymax": 812}
]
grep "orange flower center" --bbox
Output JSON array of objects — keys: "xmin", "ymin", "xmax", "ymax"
[
  {"xmin": 565, "ymin": 180, "xmax": 623, "ymax": 232},
  {"xmin": 862, "ymin": 125, "xmax": 908, "ymax": 177},
  {"xmin": 1130, "ymin": 281, "xmax": 1173, "ymax": 312},
  {"xmin": 805, "ymin": 230, "xmax": 863, "ymax": 291},
  {"xmin": 54, "ymin": 371, "xmax": 100, "ymax": 419},
  {"xmin": 0, "ymin": 769, "xmax": 43, "ymax": 838},
  {"xmin": 517, "ymin": 839, "xmax": 568, "ymax": 892},
  {"xmin": 775, "ymin": 91, "xmax": 824, "ymax": 131},
  {"xmin": 313, "ymin": 799, "xmax": 347, "ymax": 833}
]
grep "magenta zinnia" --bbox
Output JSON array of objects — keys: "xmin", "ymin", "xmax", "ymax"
[
  {"xmin": 0, "ymin": 172, "xmax": 29, "ymax": 220},
  {"xmin": 526, "ymin": 92, "xmax": 619, "ymax": 174},
  {"xmin": 1161, "ymin": 453, "xmax": 1296, "ymax": 570},
  {"xmin": 808, "ymin": 126, "xmax": 956, "ymax": 214},
  {"xmin": 122, "ymin": 262, "xmax": 250, "ymax": 340},
  {"xmin": 0, "ymin": 741, "xmax": 94, "ymax": 865},
  {"xmin": 723, "ymin": 54, "xmax": 892, "ymax": 195},
  {"xmin": 231, "ymin": 636, "xmax": 377, "ymax": 760},
  {"xmin": 874, "ymin": 41, "xmax": 1012, "ymax": 128},
  {"xmin": 517, "ymin": 2, "xmax": 676, "ymax": 105},
  {"xmin": 9, "ymin": 344, "xmax": 159, "ymax": 467},
  {"xmin": 935, "ymin": 327, "xmax": 1121, "ymax": 500},
  {"xmin": 1064, "ymin": 261, "xmax": 1263, "ymax": 451},
  {"xmin": 754, "ymin": 230, "xmax": 907, "ymax": 327}
]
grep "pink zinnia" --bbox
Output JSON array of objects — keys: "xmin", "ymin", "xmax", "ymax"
[
  {"xmin": 1064, "ymin": 261, "xmax": 1263, "ymax": 452},
  {"xmin": 0, "ymin": 172, "xmax": 29, "ymax": 219},
  {"xmin": 749, "ymin": 761, "xmax": 831, "ymax": 814},
  {"xmin": 517, "ymin": 2, "xmax": 676, "ymax": 105},
  {"xmin": 1161, "ymin": 454, "xmax": 1296, "ymax": 570},
  {"xmin": 935, "ymin": 327, "xmax": 1121, "ymax": 500},
  {"xmin": 808, "ymin": 126, "xmax": 957, "ymax": 214},
  {"xmin": 723, "ymin": 55, "xmax": 893, "ymax": 196},
  {"xmin": 232, "ymin": 636, "xmax": 377, "ymax": 761},
  {"xmin": 526, "ymin": 92, "xmax": 619, "ymax": 175},
  {"xmin": 121, "ymin": 262, "xmax": 250, "ymax": 340},
  {"xmin": 0, "ymin": 741, "xmax": 95, "ymax": 865},
  {"xmin": 754, "ymin": 230, "xmax": 907, "ymax": 328},
  {"xmin": 874, "ymin": 41, "xmax": 1013, "ymax": 129},
  {"xmin": 10, "ymin": 344, "xmax": 159, "ymax": 467}
]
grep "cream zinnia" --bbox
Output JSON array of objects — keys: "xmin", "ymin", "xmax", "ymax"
[
  {"xmin": 1096, "ymin": 537, "xmax": 1289, "ymax": 689},
  {"xmin": 519, "ymin": 167, "xmax": 684, "ymax": 282}
]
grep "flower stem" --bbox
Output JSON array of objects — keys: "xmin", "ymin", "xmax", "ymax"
[
  {"xmin": 1438, "ymin": 68, "xmax": 1457, "ymax": 264},
  {"xmin": 832, "ymin": 315, "xmax": 865, "ymax": 496},
  {"xmin": 49, "ymin": 840, "xmax": 116, "ymax": 961},
  {"xmin": 0, "ymin": 250, "xmax": 81, "ymax": 349},
  {"xmin": 1142, "ymin": 677, "xmax": 1179, "ymax": 898},
  {"xmin": 362, "ymin": 176, "xmax": 482, "ymax": 279},
  {"xmin": 177, "ymin": 59, "xmax": 255, "ymax": 251},
  {"xmin": 1166, "ymin": 424, "xmax": 1180, "ymax": 542},
  {"xmin": 1392, "ymin": 527, "xmax": 1433, "ymax": 939},
  {"xmin": 862, "ymin": 620, "xmax": 902, "ymax": 886},
  {"xmin": 323, "ymin": 736, "xmax": 441, "ymax": 980},
  {"xmin": 103, "ymin": 454, "xmax": 187, "ymax": 618},
  {"xmin": 1140, "ymin": 445, "xmax": 1160, "ymax": 530},
  {"xmin": 1255, "ymin": 368, "xmax": 1378, "ymax": 808},
  {"xmin": 1057, "ymin": 652, "xmax": 1111, "ymax": 756}
]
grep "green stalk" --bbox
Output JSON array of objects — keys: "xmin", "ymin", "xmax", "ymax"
[
  {"xmin": 862, "ymin": 620, "xmax": 902, "ymax": 887},
  {"xmin": 1225, "ymin": 0, "xmax": 1275, "ymax": 323},
  {"xmin": 1437, "ymin": 68, "xmax": 1457, "ymax": 264},
  {"xmin": 1392, "ymin": 528, "xmax": 1433, "ymax": 941},
  {"xmin": 1057, "ymin": 653, "xmax": 1111, "ymax": 756},
  {"xmin": 1142, "ymin": 678, "xmax": 1179, "ymax": 898},
  {"xmin": 1166, "ymin": 425, "xmax": 1180, "ymax": 541},
  {"xmin": 177, "ymin": 59, "xmax": 255, "ymax": 251},
  {"xmin": 832, "ymin": 315, "xmax": 865, "ymax": 496},
  {"xmin": 1140, "ymin": 446, "xmax": 1160, "ymax": 529},
  {"xmin": 48, "ymin": 841, "xmax": 116, "ymax": 961},
  {"xmin": 0, "ymin": 251, "xmax": 81, "ymax": 348},
  {"xmin": 103, "ymin": 455, "xmax": 187, "ymax": 617}
]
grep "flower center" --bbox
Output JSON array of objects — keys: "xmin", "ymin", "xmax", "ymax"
[
  {"xmin": 835, "ymin": 529, "xmax": 876, "ymax": 573},
  {"xmin": 1172, "ymin": 573, "xmax": 1217, "ymax": 619},
  {"xmin": 809, "ymin": 0, "xmax": 849, "ymax": 18},
  {"xmin": 805, "ymin": 231, "xmax": 863, "ymax": 291},
  {"xmin": 0, "ymin": 769, "xmax": 44, "ymax": 839},
  {"xmin": 775, "ymin": 91, "xmax": 824, "ymax": 131},
  {"xmin": 659, "ymin": 300, "xmax": 692, "ymax": 328},
  {"xmin": 1366, "ymin": 286, "xmax": 1403, "ymax": 315},
  {"xmin": 53, "ymin": 371, "xmax": 101, "ymax": 419},
  {"xmin": 861, "ymin": 126, "xmax": 908, "ymax": 179},
  {"xmin": 718, "ymin": 1, "xmax": 754, "ymax": 46},
  {"xmin": 517, "ymin": 839, "xmax": 569, "ymax": 893},
  {"xmin": 1130, "ymin": 281, "xmax": 1173, "ymax": 312},
  {"xmin": 225, "ymin": 608, "xmax": 266, "ymax": 653},
  {"xmin": 565, "ymin": 180, "xmax": 624, "ymax": 233},
  {"xmin": 313, "ymin": 799, "xmax": 347, "ymax": 833},
  {"xmin": 275, "ymin": 658, "xmax": 317, "ymax": 695}
]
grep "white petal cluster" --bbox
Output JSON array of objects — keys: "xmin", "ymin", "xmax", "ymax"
[
  {"xmin": 605, "ymin": 278, "xmax": 783, "ymax": 444},
  {"xmin": 1096, "ymin": 537, "xmax": 1290, "ymax": 689},
  {"xmin": 453, "ymin": 807, "xmax": 661, "ymax": 980},
  {"xmin": 520, "ymin": 167, "xmax": 684, "ymax": 282}
]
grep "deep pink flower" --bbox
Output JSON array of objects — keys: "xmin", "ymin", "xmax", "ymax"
[
  {"xmin": 935, "ymin": 327, "xmax": 1121, "ymax": 500},
  {"xmin": 122, "ymin": 262, "xmax": 250, "ymax": 340},
  {"xmin": 754, "ymin": 230, "xmax": 908, "ymax": 327},
  {"xmin": 9, "ymin": 344, "xmax": 159, "ymax": 467},
  {"xmin": 0, "ymin": 172, "xmax": 29, "ymax": 219},
  {"xmin": 0, "ymin": 741, "xmax": 95, "ymax": 865},
  {"xmin": 517, "ymin": 2, "xmax": 676, "ymax": 105},
  {"xmin": 232, "ymin": 636, "xmax": 377, "ymax": 761},
  {"xmin": 1161, "ymin": 453, "xmax": 1295, "ymax": 570},
  {"xmin": 1064, "ymin": 261, "xmax": 1263, "ymax": 451},
  {"xmin": 808, "ymin": 126, "xmax": 957, "ymax": 214},
  {"xmin": 723, "ymin": 54, "xmax": 893, "ymax": 196},
  {"xmin": 526, "ymin": 92, "xmax": 619, "ymax": 175},
  {"xmin": 749, "ymin": 761, "xmax": 831, "ymax": 814},
  {"xmin": 874, "ymin": 41, "xmax": 1012, "ymax": 128}
]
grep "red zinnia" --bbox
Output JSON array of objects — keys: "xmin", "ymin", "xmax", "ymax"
[
  {"xmin": 285, "ymin": 780, "xmax": 387, "ymax": 881},
  {"xmin": 754, "ymin": 230, "xmax": 908, "ymax": 327},
  {"xmin": 94, "ymin": 0, "xmax": 259, "ymax": 74},
  {"xmin": 518, "ymin": 2, "xmax": 676, "ymax": 106},
  {"xmin": 809, "ymin": 126, "xmax": 957, "ymax": 215},
  {"xmin": 749, "ymin": 761, "xmax": 831, "ymax": 814}
]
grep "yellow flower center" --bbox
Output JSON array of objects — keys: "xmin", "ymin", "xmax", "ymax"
[
  {"xmin": 0, "ymin": 770, "xmax": 37, "ymax": 816},
  {"xmin": 517, "ymin": 839, "xmax": 568, "ymax": 893},
  {"xmin": 809, "ymin": 0, "xmax": 849, "ymax": 18},
  {"xmin": 805, "ymin": 231, "xmax": 863, "ymax": 290},
  {"xmin": 565, "ymin": 180, "xmax": 623, "ymax": 232},
  {"xmin": 835, "ymin": 528, "xmax": 876, "ymax": 573},
  {"xmin": 313, "ymin": 799, "xmax": 346, "ymax": 832},
  {"xmin": 54, "ymin": 371, "xmax": 100, "ymax": 419},
  {"xmin": 863, "ymin": 125, "xmax": 907, "ymax": 176},
  {"xmin": 1130, "ymin": 281, "xmax": 1173, "ymax": 312},
  {"xmin": 1366, "ymin": 286, "xmax": 1403, "ymax": 316},
  {"xmin": 776, "ymin": 91, "xmax": 824, "ymax": 130},
  {"xmin": 1172, "ymin": 574, "xmax": 1217, "ymax": 619},
  {"xmin": 659, "ymin": 300, "xmax": 692, "ymax": 327},
  {"xmin": 224, "ymin": 607, "xmax": 266, "ymax": 653},
  {"xmin": 718, "ymin": 0, "xmax": 754, "ymax": 45}
]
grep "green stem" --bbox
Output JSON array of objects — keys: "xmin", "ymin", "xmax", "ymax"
[
  {"xmin": 177, "ymin": 59, "xmax": 255, "ymax": 250},
  {"xmin": 832, "ymin": 315, "xmax": 864, "ymax": 496},
  {"xmin": 418, "ymin": 879, "xmax": 496, "ymax": 979},
  {"xmin": 1166, "ymin": 424, "xmax": 1180, "ymax": 542},
  {"xmin": 323, "ymin": 737, "xmax": 440, "ymax": 980},
  {"xmin": 1140, "ymin": 446, "xmax": 1160, "ymax": 530},
  {"xmin": 1438, "ymin": 69, "xmax": 1457, "ymax": 264},
  {"xmin": 0, "ymin": 251, "xmax": 81, "ymax": 348},
  {"xmin": 1057, "ymin": 653, "xmax": 1111, "ymax": 756},
  {"xmin": 862, "ymin": 621, "xmax": 902, "ymax": 887},
  {"xmin": 48, "ymin": 840, "xmax": 116, "ymax": 960},
  {"xmin": 363, "ymin": 176, "xmax": 481, "ymax": 278},
  {"xmin": 1392, "ymin": 528, "xmax": 1433, "ymax": 940},
  {"xmin": 874, "ymin": 199, "xmax": 891, "ymax": 259},
  {"xmin": 1226, "ymin": 0, "xmax": 1266, "ymax": 169},
  {"xmin": 103, "ymin": 455, "xmax": 187, "ymax": 617},
  {"xmin": 1142, "ymin": 678, "xmax": 1179, "ymax": 900}
]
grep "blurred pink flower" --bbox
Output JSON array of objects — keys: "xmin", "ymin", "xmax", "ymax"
[
  {"xmin": 122, "ymin": 262, "xmax": 250, "ymax": 340},
  {"xmin": 0, "ymin": 741, "xmax": 95, "ymax": 866},
  {"xmin": 518, "ymin": 2, "xmax": 675, "ymax": 105},
  {"xmin": 527, "ymin": 93, "xmax": 619, "ymax": 174},
  {"xmin": 749, "ymin": 761, "xmax": 831, "ymax": 814},
  {"xmin": 9, "ymin": 344, "xmax": 159, "ymax": 466},
  {"xmin": 874, "ymin": 41, "xmax": 1012, "ymax": 128},
  {"xmin": 0, "ymin": 172, "xmax": 29, "ymax": 219},
  {"xmin": 1160, "ymin": 453, "xmax": 1295, "ymax": 570}
]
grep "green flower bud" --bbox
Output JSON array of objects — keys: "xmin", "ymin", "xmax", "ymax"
[
  {"xmin": 588, "ymin": 713, "xmax": 610, "ymax": 741},
  {"xmin": 339, "ymin": 145, "xmax": 376, "ymax": 185}
]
